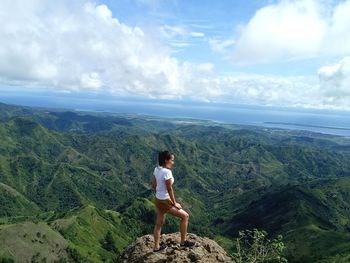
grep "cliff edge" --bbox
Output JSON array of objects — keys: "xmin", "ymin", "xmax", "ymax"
[{"xmin": 119, "ymin": 232, "xmax": 234, "ymax": 262}]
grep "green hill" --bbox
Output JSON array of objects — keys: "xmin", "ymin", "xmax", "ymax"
[
  {"xmin": 49, "ymin": 205, "xmax": 134, "ymax": 262},
  {"xmin": 0, "ymin": 118, "xmax": 133, "ymax": 212},
  {"xmin": 0, "ymin": 221, "xmax": 68, "ymax": 262},
  {"xmin": 0, "ymin": 182, "xmax": 41, "ymax": 217},
  {"xmin": 0, "ymin": 205, "xmax": 142, "ymax": 263},
  {"xmin": 1, "ymin": 102, "xmax": 350, "ymax": 262},
  {"xmin": 216, "ymin": 177, "xmax": 350, "ymax": 262}
]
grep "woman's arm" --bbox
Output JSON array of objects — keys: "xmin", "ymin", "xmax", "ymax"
[
  {"xmin": 165, "ymin": 179, "xmax": 181, "ymax": 209},
  {"xmin": 151, "ymin": 175, "xmax": 157, "ymax": 191}
]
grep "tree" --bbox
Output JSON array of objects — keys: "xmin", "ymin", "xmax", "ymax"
[
  {"xmin": 232, "ymin": 229, "xmax": 287, "ymax": 263},
  {"xmin": 0, "ymin": 257, "xmax": 15, "ymax": 263},
  {"xmin": 101, "ymin": 231, "xmax": 118, "ymax": 253}
]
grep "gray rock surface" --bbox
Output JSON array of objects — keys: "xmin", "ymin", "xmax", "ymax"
[{"xmin": 119, "ymin": 232, "xmax": 234, "ymax": 262}]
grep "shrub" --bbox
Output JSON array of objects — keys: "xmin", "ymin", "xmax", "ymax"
[{"xmin": 232, "ymin": 229, "xmax": 287, "ymax": 263}]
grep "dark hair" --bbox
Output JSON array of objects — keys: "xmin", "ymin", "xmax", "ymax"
[{"xmin": 158, "ymin": 150, "xmax": 173, "ymax": 166}]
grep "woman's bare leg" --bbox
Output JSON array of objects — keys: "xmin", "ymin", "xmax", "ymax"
[
  {"xmin": 153, "ymin": 211, "xmax": 166, "ymax": 249},
  {"xmin": 167, "ymin": 207, "xmax": 189, "ymax": 244}
]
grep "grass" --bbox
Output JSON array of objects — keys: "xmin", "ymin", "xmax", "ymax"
[
  {"xmin": 0, "ymin": 221, "xmax": 68, "ymax": 262},
  {"xmin": 214, "ymin": 235, "xmax": 235, "ymax": 255},
  {"xmin": 49, "ymin": 204, "xmax": 131, "ymax": 262},
  {"xmin": 285, "ymin": 224, "xmax": 350, "ymax": 262},
  {"xmin": 0, "ymin": 182, "xmax": 41, "ymax": 217}
]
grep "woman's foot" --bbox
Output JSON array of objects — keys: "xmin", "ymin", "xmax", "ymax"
[
  {"xmin": 153, "ymin": 243, "xmax": 167, "ymax": 252},
  {"xmin": 180, "ymin": 240, "xmax": 195, "ymax": 248}
]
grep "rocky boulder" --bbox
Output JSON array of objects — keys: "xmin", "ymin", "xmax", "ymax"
[{"xmin": 119, "ymin": 232, "xmax": 234, "ymax": 262}]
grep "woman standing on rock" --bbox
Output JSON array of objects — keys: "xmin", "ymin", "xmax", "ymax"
[{"xmin": 152, "ymin": 150, "xmax": 195, "ymax": 252}]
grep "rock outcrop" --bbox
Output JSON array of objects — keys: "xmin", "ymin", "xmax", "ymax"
[{"xmin": 119, "ymin": 232, "xmax": 234, "ymax": 262}]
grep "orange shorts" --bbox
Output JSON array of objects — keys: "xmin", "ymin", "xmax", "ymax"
[{"xmin": 154, "ymin": 198, "xmax": 174, "ymax": 213}]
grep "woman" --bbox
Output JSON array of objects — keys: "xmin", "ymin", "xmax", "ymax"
[{"xmin": 152, "ymin": 150, "xmax": 195, "ymax": 252}]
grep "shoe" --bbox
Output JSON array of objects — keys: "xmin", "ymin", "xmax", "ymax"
[
  {"xmin": 153, "ymin": 243, "xmax": 167, "ymax": 252},
  {"xmin": 180, "ymin": 240, "xmax": 195, "ymax": 248}
]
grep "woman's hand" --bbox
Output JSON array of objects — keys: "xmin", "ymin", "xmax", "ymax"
[
  {"xmin": 174, "ymin": 202, "xmax": 182, "ymax": 210},
  {"xmin": 151, "ymin": 176, "xmax": 157, "ymax": 191}
]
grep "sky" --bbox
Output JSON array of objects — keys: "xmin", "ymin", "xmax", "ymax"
[{"xmin": 0, "ymin": 0, "xmax": 350, "ymax": 111}]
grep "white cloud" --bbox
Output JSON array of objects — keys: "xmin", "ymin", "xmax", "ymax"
[
  {"xmin": 197, "ymin": 74, "xmax": 321, "ymax": 107},
  {"xmin": 160, "ymin": 25, "xmax": 204, "ymax": 39},
  {"xmin": 318, "ymin": 56, "xmax": 350, "ymax": 104},
  {"xmin": 0, "ymin": 0, "xmax": 205, "ymax": 99},
  {"xmin": 170, "ymin": 42, "xmax": 192, "ymax": 47},
  {"xmin": 191, "ymin": 32, "xmax": 205, "ymax": 38},
  {"xmin": 161, "ymin": 25, "xmax": 188, "ymax": 38},
  {"xmin": 232, "ymin": 0, "xmax": 350, "ymax": 65},
  {"xmin": 1, "ymin": 0, "xmax": 350, "ymax": 111},
  {"xmin": 326, "ymin": 0, "xmax": 350, "ymax": 55},
  {"xmin": 80, "ymin": 72, "xmax": 103, "ymax": 90},
  {"xmin": 209, "ymin": 38, "xmax": 235, "ymax": 54},
  {"xmin": 197, "ymin": 56, "xmax": 350, "ymax": 110},
  {"xmin": 159, "ymin": 24, "xmax": 205, "ymax": 55}
]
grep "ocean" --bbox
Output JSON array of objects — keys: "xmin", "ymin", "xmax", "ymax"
[{"xmin": 1, "ymin": 92, "xmax": 350, "ymax": 137}]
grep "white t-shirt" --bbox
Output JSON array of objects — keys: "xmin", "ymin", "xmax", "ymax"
[{"xmin": 153, "ymin": 166, "xmax": 174, "ymax": 200}]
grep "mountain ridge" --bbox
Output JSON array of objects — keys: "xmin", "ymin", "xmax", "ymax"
[{"xmin": 1, "ymin": 102, "xmax": 350, "ymax": 262}]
